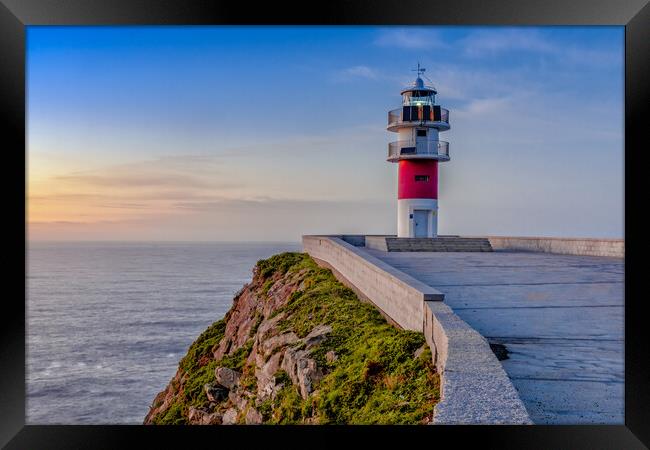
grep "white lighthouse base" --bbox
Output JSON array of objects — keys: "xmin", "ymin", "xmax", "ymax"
[{"xmin": 397, "ymin": 198, "xmax": 438, "ymax": 238}]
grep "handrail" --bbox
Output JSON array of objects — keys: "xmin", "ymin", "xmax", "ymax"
[
  {"xmin": 388, "ymin": 107, "xmax": 449, "ymax": 126},
  {"xmin": 387, "ymin": 140, "xmax": 450, "ymax": 161}
]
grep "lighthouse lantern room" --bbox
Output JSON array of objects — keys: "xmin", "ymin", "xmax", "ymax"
[{"xmin": 387, "ymin": 64, "xmax": 450, "ymax": 238}]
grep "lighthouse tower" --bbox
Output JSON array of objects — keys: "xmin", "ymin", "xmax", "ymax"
[{"xmin": 387, "ymin": 64, "xmax": 450, "ymax": 238}]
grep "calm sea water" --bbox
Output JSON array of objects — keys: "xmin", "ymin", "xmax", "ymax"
[{"xmin": 26, "ymin": 241, "xmax": 302, "ymax": 424}]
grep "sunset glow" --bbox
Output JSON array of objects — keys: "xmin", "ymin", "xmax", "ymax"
[{"xmin": 28, "ymin": 26, "xmax": 624, "ymax": 241}]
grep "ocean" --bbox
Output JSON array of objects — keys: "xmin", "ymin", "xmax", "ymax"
[{"xmin": 26, "ymin": 241, "xmax": 302, "ymax": 424}]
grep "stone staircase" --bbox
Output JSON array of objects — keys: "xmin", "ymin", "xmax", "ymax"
[{"xmin": 383, "ymin": 237, "xmax": 493, "ymax": 252}]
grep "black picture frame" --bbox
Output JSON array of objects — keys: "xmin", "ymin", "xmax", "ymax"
[{"xmin": 3, "ymin": 0, "xmax": 648, "ymax": 448}]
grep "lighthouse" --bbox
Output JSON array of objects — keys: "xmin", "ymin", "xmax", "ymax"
[{"xmin": 387, "ymin": 64, "xmax": 450, "ymax": 238}]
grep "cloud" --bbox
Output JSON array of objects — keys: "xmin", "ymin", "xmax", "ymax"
[
  {"xmin": 331, "ymin": 65, "xmax": 382, "ymax": 82},
  {"xmin": 27, "ymin": 197, "xmax": 396, "ymax": 242},
  {"xmin": 460, "ymin": 29, "xmax": 621, "ymax": 68},
  {"xmin": 343, "ymin": 65, "xmax": 379, "ymax": 79},
  {"xmin": 55, "ymin": 173, "xmax": 214, "ymax": 189},
  {"xmin": 374, "ymin": 28, "xmax": 447, "ymax": 50},
  {"xmin": 562, "ymin": 46, "xmax": 621, "ymax": 67},
  {"xmin": 461, "ymin": 29, "xmax": 555, "ymax": 57},
  {"xmin": 171, "ymin": 197, "xmax": 362, "ymax": 212},
  {"xmin": 95, "ymin": 202, "xmax": 155, "ymax": 210},
  {"xmin": 49, "ymin": 153, "xmax": 242, "ymax": 192},
  {"xmin": 29, "ymin": 219, "xmax": 127, "ymax": 226},
  {"xmin": 454, "ymin": 97, "xmax": 512, "ymax": 118}
]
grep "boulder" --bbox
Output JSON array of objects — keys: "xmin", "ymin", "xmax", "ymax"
[
  {"xmin": 213, "ymin": 338, "xmax": 232, "ymax": 361},
  {"xmin": 204, "ymin": 382, "xmax": 228, "ymax": 402},
  {"xmin": 188, "ymin": 407, "xmax": 223, "ymax": 425},
  {"xmin": 245, "ymin": 406, "xmax": 263, "ymax": 425},
  {"xmin": 262, "ymin": 274, "xmax": 304, "ymax": 317},
  {"xmin": 260, "ymin": 332, "xmax": 299, "ymax": 359},
  {"xmin": 215, "ymin": 367, "xmax": 241, "ymax": 390},
  {"xmin": 255, "ymin": 311, "xmax": 287, "ymax": 341},
  {"xmin": 202, "ymin": 412, "xmax": 222, "ymax": 425},
  {"xmin": 187, "ymin": 406, "xmax": 205, "ymax": 423},
  {"xmin": 258, "ymin": 380, "xmax": 285, "ymax": 402},
  {"xmin": 256, "ymin": 351, "xmax": 283, "ymax": 398},
  {"xmin": 221, "ymin": 407, "xmax": 238, "ymax": 425},
  {"xmin": 304, "ymin": 325, "xmax": 332, "ymax": 348},
  {"xmin": 228, "ymin": 388, "xmax": 249, "ymax": 411},
  {"xmin": 281, "ymin": 346, "xmax": 324, "ymax": 399}
]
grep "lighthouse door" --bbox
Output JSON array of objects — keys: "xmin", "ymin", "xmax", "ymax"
[{"xmin": 413, "ymin": 210, "xmax": 429, "ymax": 237}]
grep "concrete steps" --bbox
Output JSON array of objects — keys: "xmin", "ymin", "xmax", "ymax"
[{"xmin": 383, "ymin": 237, "xmax": 493, "ymax": 252}]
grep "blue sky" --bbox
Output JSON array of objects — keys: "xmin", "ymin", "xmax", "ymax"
[{"xmin": 27, "ymin": 26, "xmax": 624, "ymax": 241}]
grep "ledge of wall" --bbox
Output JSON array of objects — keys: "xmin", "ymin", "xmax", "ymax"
[
  {"xmin": 424, "ymin": 301, "xmax": 531, "ymax": 424},
  {"xmin": 485, "ymin": 236, "xmax": 624, "ymax": 258},
  {"xmin": 302, "ymin": 235, "xmax": 532, "ymax": 424}
]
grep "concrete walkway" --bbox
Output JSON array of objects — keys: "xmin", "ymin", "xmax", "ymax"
[{"xmin": 365, "ymin": 248, "xmax": 624, "ymax": 424}]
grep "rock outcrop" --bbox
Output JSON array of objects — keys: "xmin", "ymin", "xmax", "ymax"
[{"xmin": 144, "ymin": 253, "xmax": 439, "ymax": 425}]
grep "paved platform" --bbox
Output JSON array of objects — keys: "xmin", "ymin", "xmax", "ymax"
[{"xmin": 365, "ymin": 248, "xmax": 624, "ymax": 424}]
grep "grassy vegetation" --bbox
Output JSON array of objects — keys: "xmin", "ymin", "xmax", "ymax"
[
  {"xmin": 256, "ymin": 252, "xmax": 307, "ymax": 278},
  {"xmin": 151, "ymin": 319, "xmax": 226, "ymax": 424},
  {"xmin": 151, "ymin": 252, "xmax": 439, "ymax": 425},
  {"xmin": 257, "ymin": 252, "xmax": 440, "ymax": 424},
  {"xmin": 218, "ymin": 339, "xmax": 254, "ymax": 371}
]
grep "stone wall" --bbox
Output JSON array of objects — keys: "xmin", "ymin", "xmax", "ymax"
[{"xmin": 486, "ymin": 236, "xmax": 624, "ymax": 258}]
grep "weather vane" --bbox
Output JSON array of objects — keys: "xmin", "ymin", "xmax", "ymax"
[{"xmin": 412, "ymin": 62, "xmax": 426, "ymax": 77}]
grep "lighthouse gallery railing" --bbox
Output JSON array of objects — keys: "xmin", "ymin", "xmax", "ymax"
[
  {"xmin": 388, "ymin": 106, "xmax": 449, "ymax": 126},
  {"xmin": 387, "ymin": 140, "xmax": 450, "ymax": 161}
]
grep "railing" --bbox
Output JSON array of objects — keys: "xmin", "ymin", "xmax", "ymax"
[
  {"xmin": 388, "ymin": 107, "xmax": 449, "ymax": 126},
  {"xmin": 388, "ymin": 140, "xmax": 450, "ymax": 161}
]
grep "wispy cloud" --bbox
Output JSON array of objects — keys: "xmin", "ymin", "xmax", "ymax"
[
  {"xmin": 50, "ymin": 154, "xmax": 240, "ymax": 191},
  {"xmin": 374, "ymin": 28, "xmax": 447, "ymax": 50},
  {"xmin": 27, "ymin": 154, "xmax": 247, "ymax": 224},
  {"xmin": 27, "ymin": 197, "xmax": 396, "ymax": 241},
  {"xmin": 460, "ymin": 29, "xmax": 621, "ymax": 68},
  {"xmin": 562, "ymin": 46, "xmax": 621, "ymax": 67},
  {"xmin": 461, "ymin": 29, "xmax": 555, "ymax": 57},
  {"xmin": 331, "ymin": 65, "xmax": 383, "ymax": 82},
  {"xmin": 343, "ymin": 65, "xmax": 379, "ymax": 79},
  {"xmin": 55, "ymin": 173, "xmax": 215, "ymax": 189},
  {"xmin": 454, "ymin": 96, "xmax": 512, "ymax": 118}
]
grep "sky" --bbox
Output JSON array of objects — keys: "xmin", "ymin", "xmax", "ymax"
[{"xmin": 27, "ymin": 26, "xmax": 624, "ymax": 242}]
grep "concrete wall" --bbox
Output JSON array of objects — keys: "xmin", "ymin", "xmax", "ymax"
[
  {"xmin": 424, "ymin": 301, "xmax": 531, "ymax": 424},
  {"xmin": 365, "ymin": 235, "xmax": 389, "ymax": 251},
  {"xmin": 302, "ymin": 235, "xmax": 532, "ymax": 424},
  {"xmin": 339, "ymin": 234, "xmax": 366, "ymax": 247},
  {"xmin": 486, "ymin": 236, "xmax": 624, "ymax": 258}
]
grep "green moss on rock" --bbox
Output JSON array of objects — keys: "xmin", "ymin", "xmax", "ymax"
[{"xmin": 263, "ymin": 254, "xmax": 440, "ymax": 424}]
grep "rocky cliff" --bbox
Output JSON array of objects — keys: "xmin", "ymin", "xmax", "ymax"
[{"xmin": 144, "ymin": 252, "xmax": 439, "ymax": 425}]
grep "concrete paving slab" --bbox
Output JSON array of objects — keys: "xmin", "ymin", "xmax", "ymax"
[
  {"xmin": 454, "ymin": 305, "xmax": 623, "ymax": 340},
  {"xmin": 367, "ymin": 248, "xmax": 624, "ymax": 424},
  {"xmin": 513, "ymin": 379, "xmax": 624, "ymax": 424},
  {"xmin": 437, "ymin": 283, "xmax": 623, "ymax": 309},
  {"xmin": 501, "ymin": 340, "xmax": 623, "ymax": 382}
]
